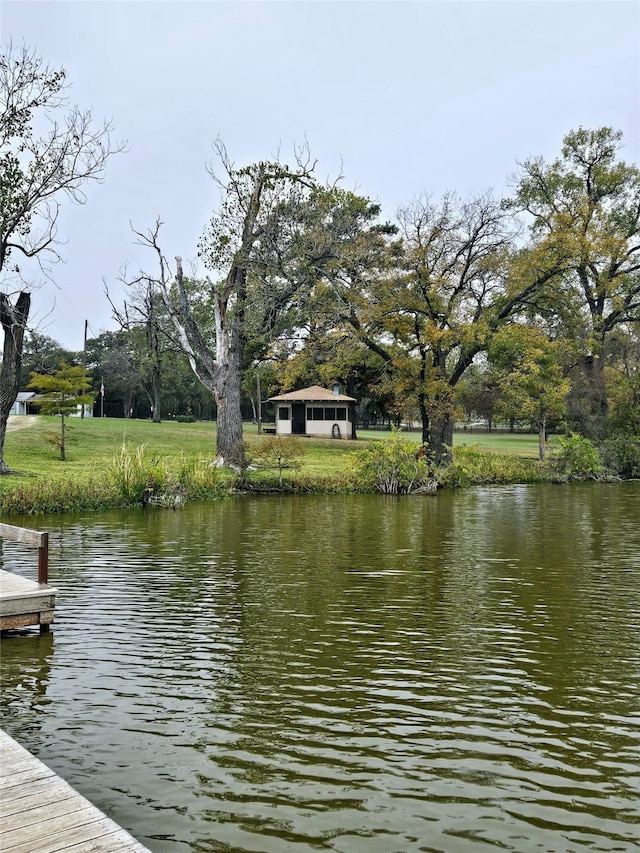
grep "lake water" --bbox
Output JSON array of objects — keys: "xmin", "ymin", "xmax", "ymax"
[{"xmin": 1, "ymin": 484, "xmax": 639, "ymax": 852}]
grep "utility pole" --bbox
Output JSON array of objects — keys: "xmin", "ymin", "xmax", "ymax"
[
  {"xmin": 257, "ymin": 370, "xmax": 262, "ymax": 434},
  {"xmin": 81, "ymin": 319, "xmax": 88, "ymax": 419}
]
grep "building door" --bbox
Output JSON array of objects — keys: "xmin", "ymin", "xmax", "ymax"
[{"xmin": 292, "ymin": 403, "xmax": 306, "ymax": 434}]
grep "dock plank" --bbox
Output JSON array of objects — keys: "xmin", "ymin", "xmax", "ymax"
[{"xmin": 0, "ymin": 730, "xmax": 152, "ymax": 853}]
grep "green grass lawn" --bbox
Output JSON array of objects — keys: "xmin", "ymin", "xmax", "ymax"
[
  {"xmin": 0, "ymin": 416, "xmax": 366, "ymax": 491},
  {"xmin": 1, "ymin": 416, "xmax": 219, "ymax": 483},
  {"xmin": 452, "ymin": 430, "xmax": 543, "ymax": 458},
  {"xmin": 1, "ymin": 416, "xmax": 541, "ymax": 483}
]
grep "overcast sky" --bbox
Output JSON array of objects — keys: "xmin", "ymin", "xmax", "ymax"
[{"xmin": 2, "ymin": 0, "xmax": 639, "ymax": 351}]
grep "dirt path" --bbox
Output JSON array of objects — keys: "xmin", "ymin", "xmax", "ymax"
[{"xmin": 6, "ymin": 415, "xmax": 39, "ymax": 431}]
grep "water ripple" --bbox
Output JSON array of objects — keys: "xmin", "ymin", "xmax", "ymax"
[{"xmin": 2, "ymin": 486, "xmax": 640, "ymax": 852}]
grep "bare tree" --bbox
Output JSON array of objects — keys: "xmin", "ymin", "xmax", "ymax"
[
  {"xmin": 0, "ymin": 41, "xmax": 124, "ymax": 473},
  {"xmin": 138, "ymin": 142, "xmax": 331, "ymax": 461},
  {"xmin": 105, "ymin": 263, "xmax": 172, "ymax": 423}
]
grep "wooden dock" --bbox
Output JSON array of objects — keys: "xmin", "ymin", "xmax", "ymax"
[
  {"xmin": 0, "ymin": 523, "xmax": 56, "ymax": 632},
  {"xmin": 0, "ymin": 570, "xmax": 57, "ymax": 632},
  {"xmin": 0, "ymin": 729, "xmax": 153, "ymax": 852}
]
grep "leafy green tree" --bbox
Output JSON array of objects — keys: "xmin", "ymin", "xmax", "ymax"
[
  {"xmin": 138, "ymin": 147, "xmax": 326, "ymax": 459},
  {"xmin": 509, "ymin": 127, "xmax": 640, "ymax": 439},
  {"xmin": 19, "ymin": 331, "xmax": 77, "ymax": 386},
  {"xmin": 326, "ymin": 191, "xmax": 561, "ymax": 465},
  {"xmin": 605, "ymin": 324, "xmax": 640, "ymax": 435},
  {"xmin": 0, "ymin": 41, "xmax": 123, "ymax": 473},
  {"xmin": 253, "ymin": 435, "xmax": 306, "ymax": 488},
  {"xmin": 27, "ymin": 361, "xmax": 95, "ymax": 459},
  {"xmin": 86, "ymin": 330, "xmax": 143, "ymax": 418},
  {"xmin": 489, "ymin": 325, "xmax": 570, "ymax": 460}
]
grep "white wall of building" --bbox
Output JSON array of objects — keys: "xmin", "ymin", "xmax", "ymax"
[{"xmin": 275, "ymin": 403, "xmax": 353, "ymax": 438}]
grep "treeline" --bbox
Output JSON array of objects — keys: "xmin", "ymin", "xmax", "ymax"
[{"xmin": 20, "ymin": 127, "xmax": 640, "ymax": 474}]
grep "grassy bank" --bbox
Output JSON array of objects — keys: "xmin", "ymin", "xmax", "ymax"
[{"xmin": 0, "ymin": 416, "xmax": 546, "ymax": 515}]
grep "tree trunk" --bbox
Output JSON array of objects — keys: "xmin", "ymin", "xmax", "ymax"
[
  {"xmin": 152, "ymin": 387, "xmax": 161, "ymax": 423},
  {"xmin": 60, "ymin": 413, "xmax": 66, "ymax": 461},
  {"xmin": 0, "ymin": 291, "xmax": 31, "ymax": 474},
  {"xmin": 580, "ymin": 354, "xmax": 608, "ymax": 440},
  {"xmin": 419, "ymin": 397, "xmax": 429, "ymax": 448},
  {"xmin": 538, "ymin": 414, "xmax": 547, "ymax": 462},
  {"xmin": 215, "ymin": 363, "xmax": 243, "ymax": 459},
  {"xmin": 428, "ymin": 411, "xmax": 455, "ymax": 467},
  {"xmin": 256, "ymin": 371, "xmax": 262, "ymax": 433},
  {"xmin": 149, "ymin": 320, "xmax": 162, "ymax": 423}
]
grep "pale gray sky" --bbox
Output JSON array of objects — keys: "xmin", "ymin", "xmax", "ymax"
[{"xmin": 2, "ymin": 0, "xmax": 639, "ymax": 350}]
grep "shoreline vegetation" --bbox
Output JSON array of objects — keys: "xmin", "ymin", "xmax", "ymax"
[{"xmin": 0, "ymin": 416, "xmax": 635, "ymax": 516}]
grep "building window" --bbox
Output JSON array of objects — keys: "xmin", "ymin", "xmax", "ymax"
[
  {"xmin": 325, "ymin": 407, "xmax": 336, "ymax": 420},
  {"xmin": 278, "ymin": 407, "xmax": 290, "ymax": 420},
  {"xmin": 336, "ymin": 407, "xmax": 346, "ymax": 420},
  {"xmin": 313, "ymin": 407, "xmax": 324, "ymax": 420}
]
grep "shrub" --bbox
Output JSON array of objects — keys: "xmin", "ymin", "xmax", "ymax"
[
  {"xmin": 348, "ymin": 430, "xmax": 436, "ymax": 494},
  {"xmin": 600, "ymin": 435, "xmax": 640, "ymax": 478},
  {"xmin": 550, "ymin": 432, "xmax": 603, "ymax": 479},
  {"xmin": 440, "ymin": 445, "xmax": 544, "ymax": 488}
]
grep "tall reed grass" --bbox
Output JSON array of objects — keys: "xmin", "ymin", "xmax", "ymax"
[{"xmin": 108, "ymin": 443, "xmax": 227, "ymax": 505}]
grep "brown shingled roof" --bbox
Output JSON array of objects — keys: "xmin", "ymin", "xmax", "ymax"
[{"xmin": 268, "ymin": 385, "xmax": 356, "ymax": 402}]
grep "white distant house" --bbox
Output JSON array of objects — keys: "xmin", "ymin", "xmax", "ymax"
[
  {"xmin": 70, "ymin": 404, "xmax": 93, "ymax": 418},
  {"xmin": 9, "ymin": 392, "xmax": 37, "ymax": 415},
  {"xmin": 9, "ymin": 392, "xmax": 93, "ymax": 417},
  {"xmin": 268, "ymin": 385, "xmax": 356, "ymax": 439}
]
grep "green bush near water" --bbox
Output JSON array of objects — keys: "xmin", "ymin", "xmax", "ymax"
[
  {"xmin": 600, "ymin": 435, "xmax": 640, "ymax": 479},
  {"xmin": 347, "ymin": 431, "xmax": 436, "ymax": 494},
  {"xmin": 548, "ymin": 433, "xmax": 604, "ymax": 480},
  {"xmin": 439, "ymin": 445, "xmax": 545, "ymax": 488}
]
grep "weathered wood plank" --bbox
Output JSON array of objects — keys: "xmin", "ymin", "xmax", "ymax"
[
  {"xmin": 0, "ymin": 571, "xmax": 41, "ymax": 595},
  {"xmin": 0, "ymin": 731, "xmax": 152, "ymax": 852},
  {"xmin": 0, "ymin": 789, "xmax": 82, "ymax": 829},
  {"xmin": 4, "ymin": 823, "xmax": 148, "ymax": 853},
  {"xmin": 0, "ymin": 570, "xmax": 57, "ymax": 630},
  {"xmin": 0, "ymin": 594, "xmax": 56, "ymax": 616},
  {"xmin": 0, "ymin": 613, "xmax": 42, "ymax": 630},
  {"xmin": 0, "ymin": 570, "xmax": 56, "ymax": 596},
  {"xmin": 0, "ymin": 770, "xmax": 58, "ymax": 799},
  {"xmin": 0, "ymin": 523, "xmax": 46, "ymax": 548}
]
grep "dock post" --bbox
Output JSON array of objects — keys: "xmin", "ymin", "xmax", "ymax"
[{"xmin": 38, "ymin": 532, "xmax": 49, "ymax": 633}]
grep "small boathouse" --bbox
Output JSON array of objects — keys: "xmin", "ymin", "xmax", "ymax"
[{"xmin": 268, "ymin": 385, "xmax": 357, "ymax": 439}]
